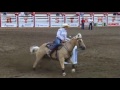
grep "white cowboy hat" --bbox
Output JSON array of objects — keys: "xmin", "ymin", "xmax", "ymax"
[{"xmin": 62, "ymin": 23, "xmax": 70, "ymax": 27}]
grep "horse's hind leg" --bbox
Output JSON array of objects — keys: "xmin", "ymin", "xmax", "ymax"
[
  {"xmin": 59, "ymin": 57, "xmax": 66, "ymax": 76},
  {"xmin": 33, "ymin": 52, "xmax": 44, "ymax": 70}
]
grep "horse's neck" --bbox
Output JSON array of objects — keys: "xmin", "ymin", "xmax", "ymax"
[{"xmin": 66, "ymin": 39, "xmax": 77, "ymax": 51}]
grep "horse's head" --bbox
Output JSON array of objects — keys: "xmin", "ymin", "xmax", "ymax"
[{"xmin": 73, "ymin": 33, "xmax": 86, "ymax": 50}]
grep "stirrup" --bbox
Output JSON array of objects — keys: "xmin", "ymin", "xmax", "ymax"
[
  {"xmin": 47, "ymin": 50, "xmax": 51, "ymax": 57},
  {"xmin": 47, "ymin": 54, "xmax": 50, "ymax": 57}
]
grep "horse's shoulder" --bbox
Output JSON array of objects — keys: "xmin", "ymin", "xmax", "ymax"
[{"xmin": 40, "ymin": 43, "xmax": 48, "ymax": 47}]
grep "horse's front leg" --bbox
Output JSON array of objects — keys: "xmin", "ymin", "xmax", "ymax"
[
  {"xmin": 70, "ymin": 57, "xmax": 76, "ymax": 73},
  {"xmin": 70, "ymin": 46, "xmax": 78, "ymax": 73},
  {"xmin": 71, "ymin": 64, "xmax": 76, "ymax": 73},
  {"xmin": 59, "ymin": 57, "xmax": 66, "ymax": 76}
]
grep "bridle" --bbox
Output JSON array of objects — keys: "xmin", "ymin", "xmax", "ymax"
[{"xmin": 76, "ymin": 38, "xmax": 82, "ymax": 47}]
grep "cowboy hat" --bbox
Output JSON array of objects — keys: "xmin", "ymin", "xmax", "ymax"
[{"xmin": 62, "ymin": 23, "xmax": 70, "ymax": 27}]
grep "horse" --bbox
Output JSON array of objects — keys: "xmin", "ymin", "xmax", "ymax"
[{"xmin": 30, "ymin": 33, "xmax": 86, "ymax": 76}]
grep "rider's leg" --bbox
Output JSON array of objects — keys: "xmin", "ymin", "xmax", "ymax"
[{"xmin": 49, "ymin": 38, "xmax": 61, "ymax": 56}]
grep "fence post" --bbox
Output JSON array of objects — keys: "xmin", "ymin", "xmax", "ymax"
[
  {"xmin": 75, "ymin": 13, "xmax": 80, "ymax": 27},
  {"xmin": 47, "ymin": 13, "xmax": 50, "ymax": 27},
  {"xmin": 78, "ymin": 13, "xmax": 80, "ymax": 27},
  {"xmin": 106, "ymin": 13, "xmax": 108, "ymax": 26},
  {"xmin": 15, "ymin": 13, "xmax": 19, "ymax": 28},
  {"xmin": 62, "ymin": 13, "xmax": 66, "ymax": 23},
  {"xmin": 32, "ymin": 12, "xmax": 35, "ymax": 28},
  {"xmin": 0, "ymin": 13, "xmax": 1, "ymax": 27},
  {"xmin": 93, "ymin": 13, "xmax": 94, "ymax": 26}
]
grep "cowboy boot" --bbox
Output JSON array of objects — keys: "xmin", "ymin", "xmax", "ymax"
[{"xmin": 49, "ymin": 48, "xmax": 56, "ymax": 57}]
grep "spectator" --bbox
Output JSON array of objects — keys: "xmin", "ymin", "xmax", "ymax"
[
  {"xmin": 2, "ymin": 12, "xmax": 7, "ymax": 19},
  {"xmin": 76, "ymin": 12, "xmax": 80, "ymax": 16},
  {"xmin": 81, "ymin": 18, "xmax": 85, "ymax": 30},
  {"xmin": 31, "ymin": 12, "xmax": 35, "ymax": 16},
  {"xmin": 80, "ymin": 12, "xmax": 84, "ymax": 18},
  {"xmin": 20, "ymin": 12, "xmax": 25, "ymax": 16},
  {"xmin": 3, "ymin": 12, "xmax": 7, "ymax": 15},
  {"xmin": 56, "ymin": 13, "xmax": 60, "ymax": 16},
  {"xmin": 113, "ymin": 12, "xmax": 117, "ymax": 15},
  {"xmin": 15, "ymin": 12, "xmax": 19, "ymax": 16},
  {"xmin": 24, "ymin": 12, "xmax": 30, "ymax": 16},
  {"xmin": 117, "ymin": 12, "xmax": 120, "ymax": 18},
  {"xmin": 88, "ymin": 17, "xmax": 93, "ymax": 30},
  {"xmin": 117, "ymin": 12, "xmax": 120, "ymax": 15}
]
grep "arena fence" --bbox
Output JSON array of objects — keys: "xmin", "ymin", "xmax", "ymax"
[{"xmin": 0, "ymin": 13, "xmax": 120, "ymax": 27}]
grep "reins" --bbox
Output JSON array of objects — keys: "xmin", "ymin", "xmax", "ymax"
[{"xmin": 63, "ymin": 38, "xmax": 78, "ymax": 56}]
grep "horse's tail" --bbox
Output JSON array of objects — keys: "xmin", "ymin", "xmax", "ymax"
[{"xmin": 30, "ymin": 46, "xmax": 39, "ymax": 54}]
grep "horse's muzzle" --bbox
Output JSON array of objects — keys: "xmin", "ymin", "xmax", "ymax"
[{"xmin": 80, "ymin": 46, "xmax": 86, "ymax": 50}]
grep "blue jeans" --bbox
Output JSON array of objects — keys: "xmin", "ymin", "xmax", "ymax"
[
  {"xmin": 89, "ymin": 23, "xmax": 92, "ymax": 30},
  {"xmin": 50, "ymin": 37, "xmax": 61, "ymax": 50},
  {"xmin": 81, "ymin": 23, "xmax": 84, "ymax": 29}
]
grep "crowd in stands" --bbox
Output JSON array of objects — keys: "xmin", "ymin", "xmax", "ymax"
[{"xmin": 2, "ymin": 12, "xmax": 120, "ymax": 16}]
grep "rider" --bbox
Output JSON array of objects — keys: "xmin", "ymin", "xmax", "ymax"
[{"xmin": 48, "ymin": 23, "xmax": 70, "ymax": 57}]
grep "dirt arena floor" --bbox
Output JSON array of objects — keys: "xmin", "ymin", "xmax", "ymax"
[{"xmin": 0, "ymin": 26, "xmax": 120, "ymax": 78}]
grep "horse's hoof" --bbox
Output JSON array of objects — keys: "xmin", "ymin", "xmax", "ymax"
[
  {"xmin": 71, "ymin": 69, "xmax": 76, "ymax": 73},
  {"xmin": 62, "ymin": 72, "xmax": 66, "ymax": 76}
]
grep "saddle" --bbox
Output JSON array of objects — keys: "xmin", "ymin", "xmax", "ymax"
[
  {"xmin": 46, "ymin": 41, "xmax": 63, "ymax": 59},
  {"xmin": 46, "ymin": 42, "xmax": 72, "ymax": 62}
]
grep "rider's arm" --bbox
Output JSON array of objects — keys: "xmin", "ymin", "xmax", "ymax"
[
  {"xmin": 56, "ymin": 29, "xmax": 64, "ymax": 41},
  {"xmin": 65, "ymin": 38, "xmax": 70, "ymax": 41}
]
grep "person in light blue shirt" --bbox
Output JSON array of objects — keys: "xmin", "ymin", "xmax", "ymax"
[
  {"xmin": 56, "ymin": 23, "xmax": 70, "ymax": 42},
  {"xmin": 48, "ymin": 23, "xmax": 70, "ymax": 57}
]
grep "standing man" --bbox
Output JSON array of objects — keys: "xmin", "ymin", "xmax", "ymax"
[
  {"xmin": 88, "ymin": 17, "xmax": 93, "ymax": 30},
  {"xmin": 81, "ymin": 18, "xmax": 85, "ymax": 30}
]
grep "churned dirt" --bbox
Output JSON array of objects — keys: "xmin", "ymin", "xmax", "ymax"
[{"xmin": 0, "ymin": 26, "xmax": 120, "ymax": 78}]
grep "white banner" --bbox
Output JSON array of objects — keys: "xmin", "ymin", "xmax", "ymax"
[
  {"xmin": 18, "ymin": 15, "xmax": 34, "ymax": 27},
  {"xmin": 1, "ymin": 14, "xmax": 17, "ymax": 27},
  {"xmin": 50, "ymin": 15, "xmax": 64, "ymax": 27},
  {"xmin": 94, "ymin": 16, "xmax": 107, "ymax": 26},
  {"xmin": 108, "ymin": 16, "xmax": 120, "ymax": 26},
  {"xmin": 35, "ymin": 14, "xmax": 49, "ymax": 27},
  {"xmin": 1, "ymin": 13, "xmax": 120, "ymax": 27}
]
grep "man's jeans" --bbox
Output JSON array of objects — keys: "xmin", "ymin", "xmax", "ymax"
[
  {"xmin": 81, "ymin": 23, "xmax": 84, "ymax": 29},
  {"xmin": 89, "ymin": 23, "xmax": 92, "ymax": 30}
]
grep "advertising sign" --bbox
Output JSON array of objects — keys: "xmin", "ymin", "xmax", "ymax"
[
  {"xmin": 35, "ymin": 14, "xmax": 49, "ymax": 27},
  {"xmin": 1, "ymin": 14, "xmax": 17, "ymax": 27},
  {"xmin": 66, "ymin": 16, "xmax": 79, "ymax": 27},
  {"xmin": 50, "ymin": 16, "xmax": 64, "ymax": 27},
  {"xmin": 18, "ymin": 16, "xmax": 34, "ymax": 27}
]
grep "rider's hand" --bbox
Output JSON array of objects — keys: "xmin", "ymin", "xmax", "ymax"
[{"xmin": 62, "ymin": 41, "xmax": 66, "ymax": 43}]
